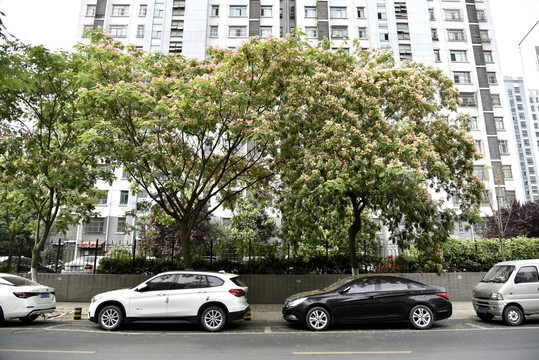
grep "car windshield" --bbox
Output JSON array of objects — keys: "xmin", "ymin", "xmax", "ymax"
[
  {"xmin": 481, "ymin": 265, "xmax": 515, "ymax": 283},
  {"xmin": 0, "ymin": 275, "xmax": 40, "ymax": 286}
]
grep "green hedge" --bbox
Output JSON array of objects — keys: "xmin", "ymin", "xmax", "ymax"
[{"xmin": 95, "ymin": 237, "xmax": 539, "ymax": 275}]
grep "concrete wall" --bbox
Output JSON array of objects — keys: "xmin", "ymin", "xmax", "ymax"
[{"xmin": 34, "ymin": 272, "xmax": 487, "ymax": 303}]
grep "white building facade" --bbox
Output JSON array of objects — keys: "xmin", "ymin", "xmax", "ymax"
[{"xmin": 72, "ymin": 0, "xmax": 524, "ymax": 257}]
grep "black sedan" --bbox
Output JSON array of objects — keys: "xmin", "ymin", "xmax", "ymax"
[{"xmin": 282, "ymin": 275, "xmax": 452, "ymax": 331}]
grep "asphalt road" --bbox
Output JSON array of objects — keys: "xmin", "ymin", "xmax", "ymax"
[{"xmin": 1, "ymin": 316, "xmax": 538, "ymax": 360}]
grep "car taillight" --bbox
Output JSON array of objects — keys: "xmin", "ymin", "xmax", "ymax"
[
  {"xmin": 435, "ymin": 292, "xmax": 449, "ymax": 300},
  {"xmin": 229, "ymin": 289, "xmax": 246, "ymax": 297},
  {"xmin": 13, "ymin": 292, "xmax": 39, "ymax": 298}
]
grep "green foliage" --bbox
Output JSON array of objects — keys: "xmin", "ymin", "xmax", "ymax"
[{"xmin": 105, "ymin": 245, "xmax": 132, "ymax": 259}]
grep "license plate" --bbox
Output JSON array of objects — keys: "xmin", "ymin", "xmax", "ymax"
[
  {"xmin": 40, "ymin": 293, "xmax": 50, "ymax": 299},
  {"xmin": 477, "ymin": 307, "xmax": 487, "ymax": 315}
]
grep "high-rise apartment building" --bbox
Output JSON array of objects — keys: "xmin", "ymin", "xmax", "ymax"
[{"xmin": 72, "ymin": 0, "xmax": 523, "ymax": 257}]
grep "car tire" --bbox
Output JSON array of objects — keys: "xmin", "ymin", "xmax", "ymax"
[
  {"xmin": 98, "ymin": 305, "xmax": 124, "ymax": 331},
  {"xmin": 19, "ymin": 314, "xmax": 39, "ymax": 324},
  {"xmin": 0, "ymin": 307, "xmax": 4, "ymax": 323},
  {"xmin": 503, "ymin": 305, "xmax": 524, "ymax": 326},
  {"xmin": 409, "ymin": 305, "xmax": 434, "ymax": 330},
  {"xmin": 305, "ymin": 307, "xmax": 331, "ymax": 331},
  {"xmin": 477, "ymin": 312, "xmax": 494, "ymax": 321},
  {"xmin": 200, "ymin": 306, "xmax": 226, "ymax": 332}
]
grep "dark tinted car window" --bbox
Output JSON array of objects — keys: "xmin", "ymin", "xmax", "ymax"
[
  {"xmin": 379, "ymin": 277, "xmax": 409, "ymax": 291},
  {"xmin": 515, "ymin": 266, "xmax": 539, "ymax": 284},
  {"xmin": 207, "ymin": 276, "xmax": 225, "ymax": 287},
  {"xmin": 231, "ymin": 276, "xmax": 246, "ymax": 287},
  {"xmin": 348, "ymin": 277, "xmax": 378, "ymax": 293},
  {"xmin": 144, "ymin": 274, "xmax": 174, "ymax": 291},
  {"xmin": 171, "ymin": 274, "xmax": 208, "ymax": 289}
]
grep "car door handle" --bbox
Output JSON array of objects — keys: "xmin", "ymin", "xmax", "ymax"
[{"xmin": 198, "ymin": 290, "xmax": 208, "ymax": 294}]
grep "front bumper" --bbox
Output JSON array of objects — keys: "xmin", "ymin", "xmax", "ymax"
[{"xmin": 472, "ymin": 298, "xmax": 505, "ymax": 316}]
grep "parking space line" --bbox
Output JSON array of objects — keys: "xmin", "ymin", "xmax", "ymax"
[
  {"xmin": 265, "ymin": 326, "xmax": 272, "ymax": 333},
  {"xmin": 0, "ymin": 349, "xmax": 95, "ymax": 354},
  {"xmin": 467, "ymin": 323, "xmax": 487, "ymax": 329},
  {"xmin": 293, "ymin": 351, "xmax": 413, "ymax": 355}
]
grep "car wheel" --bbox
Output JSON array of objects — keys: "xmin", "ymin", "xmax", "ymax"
[
  {"xmin": 477, "ymin": 312, "xmax": 494, "ymax": 321},
  {"xmin": 200, "ymin": 306, "xmax": 226, "ymax": 332},
  {"xmin": 19, "ymin": 314, "xmax": 39, "ymax": 324},
  {"xmin": 306, "ymin": 307, "xmax": 331, "ymax": 331},
  {"xmin": 503, "ymin": 305, "xmax": 524, "ymax": 326},
  {"xmin": 409, "ymin": 305, "xmax": 434, "ymax": 330},
  {"xmin": 0, "ymin": 307, "xmax": 4, "ymax": 323},
  {"xmin": 98, "ymin": 305, "xmax": 124, "ymax": 331}
]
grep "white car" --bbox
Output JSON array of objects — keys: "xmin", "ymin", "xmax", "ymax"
[
  {"xmin": 0, "ymin": 273, "xmax": 56, "ymax": 323},
  {"xmin": 62, "ymin": 256, "xmax": 105, "ymax": 272},
  {"xmin": 89, "ymin": 271, "xmax": 250, "ymax": 332}
]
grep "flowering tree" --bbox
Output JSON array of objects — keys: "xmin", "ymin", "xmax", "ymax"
[
  {"xmin": 273, "ymin": 42, "xmax": 484, "ymax": 274},
  {"xmin": 77, "ymin": 31, "xmax": 307, "ymax": 269},
  {"xmin": 0, "ymin": 43, "xmax": 111, "ymax": 280}
]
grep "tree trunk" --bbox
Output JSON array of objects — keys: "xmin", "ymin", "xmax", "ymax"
[
  {"xmin": 179, "ymin": 221, "xmax": 193, "ymax": 270},
  {"xmin": 348, "ymin": 193, "xmax": 365, "ymax": 276}
]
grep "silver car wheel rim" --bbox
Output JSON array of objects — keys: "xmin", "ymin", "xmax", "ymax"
[
  {"xmin": 413, "ymin": 307, "xmax": 431, "ymax": 327},
  {"xmin": 102, "ymin": 309, "xmax": 119, "ymax": 328},
  {"xmin": 507, "ymin": 309, "xmax": 520, "ymax": 323},
  {"xmin": 309, "ymin": 310, "xmax": 328, "ymax": 330},
  {"xmin": 204, "ymin": 309, "xmax": 223, "ymax": 330}
]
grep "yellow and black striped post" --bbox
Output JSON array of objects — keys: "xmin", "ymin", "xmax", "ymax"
[
  {"xmin": 244, "ymin": 308, "xmax": 252, "ymax": 321},
  {"xmin": 74, "ymin": 307, "xmax": 82, "ymax": 320}
]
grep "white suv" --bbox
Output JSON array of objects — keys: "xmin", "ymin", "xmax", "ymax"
[{"xmin": 88, "ymin": 271, "xmax": 249, "ymax": 332}]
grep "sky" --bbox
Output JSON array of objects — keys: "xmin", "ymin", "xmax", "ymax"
[{"xmin": 0, "ymin": 0, "xmax": 538, "ymax": 79}]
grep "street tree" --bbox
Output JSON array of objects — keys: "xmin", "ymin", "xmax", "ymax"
[
  {"xmin": 77, "ymin": 31, "xmax": 304, "ymax": 269},
  {"xmin": 273, "ymin": 41, "xmax": 484, "ymax": 274},
  {"xmin": 484, "ymin": 200, "xmax": 539, "ymax": 240},
  {"xmin": 0, "ymin": 42, "xmax": 111, "ymax": 280}
]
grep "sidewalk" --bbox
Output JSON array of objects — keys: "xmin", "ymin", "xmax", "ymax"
[{"xmin": 49, "ymin": 302, "xmax": 475, "ymax": 322}]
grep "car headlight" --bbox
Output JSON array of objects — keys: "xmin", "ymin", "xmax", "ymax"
[
  {"xmin": 490, "ymin": 293, "xmax": 503, "ymax": 300},
  {"xmin": 91, "ymin": 295, "xmax": 103, "ymax": 303},
  {"xmin": 288, "ymin": 297, "xmax": 307, "ymax": 308}
]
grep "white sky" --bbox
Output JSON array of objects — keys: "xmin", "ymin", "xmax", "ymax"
[{"xmin": 0, "ymin": 0, "xmax": 538, "ymax": 78}]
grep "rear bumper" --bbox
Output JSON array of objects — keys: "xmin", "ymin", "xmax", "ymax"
[{"xmin": 228, "ymin": 306, "xmax": 250, "ymax": 322}]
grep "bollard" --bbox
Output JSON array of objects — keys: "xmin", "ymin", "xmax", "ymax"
[
  {"xmin": 244, "ymin": 308, "xmax": 252, "ymax": 321},
  {"xmin": 74, "ymin": 307, "xmax": 82, "ymax": 320}
]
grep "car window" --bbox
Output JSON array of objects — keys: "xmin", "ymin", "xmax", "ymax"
[
  {"xmin": 379, "ymin": 277, "xmax": 409, "ymax": 291},
  {"xmin": 348, "ymin": 278, "xmax": 378, "ymax": 293},
  {"xmin": 230, "ymin": 276, "xmax": 246, "ymax": 287},
  {"xmin": 143, "ymin": 274, "xmax": 175, "ymax": 291},
  {"xmin": 207, "ymin": 276, "xmax": 225, "ymax": 287},
  {"xmin": 170, "ymin": 274, "xmax": 208, "ymax": 289},
  {"xmin": 514, "ymin": 266, "xmax": 539, "ymax": 284}
]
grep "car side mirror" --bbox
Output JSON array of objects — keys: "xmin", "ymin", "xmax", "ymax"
[{"xmin": 135, "ymin": 283, "xmax": 148, "ymax": 292}]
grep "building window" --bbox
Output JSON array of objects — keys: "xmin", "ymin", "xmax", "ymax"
[
  {"xmin": 152, "ymin": 26, "xmax": 162, "ymax": 39},
  {"xmin": 499, "ymin": 140, "xmax": 509, "ymax": 154},
  {"xmin": 397, "ymin": 24, "xmax": 410, "ymax": 40},
  {"xmin": 460, "ymin": 92, "xmax": 476, "ymax": 106},
  {"xmin": 394, "ymin": 2, "xmax": 408, "ymax": 19},
  {"xmin": 229, "ymin": 6, "xmax": 247, "ymax": 17},
  {"xmin": 450, "ymin": 50, "xmax": 467, "ymax": 62},
  {"xmin": 453, "ymin": 71, "xmax": 471, "ymax": 84},
  {"xmin": 358, "ymin": 27, "xmax": 367, "ymax": 39},
  {"xmin": 112, "ymin": 5, "xmax": 129, "ymax": 16},
  {"xmin": 84, "ymin": 218, "xmax": 105, "ymax": 233},
  {"xmin": 495, "ymin": 117, "xmax": 504, "ymax": 130},
  {"xmin": 139, "ymin": 5, "xmax": 147, "ymax": 16},
  {"xmin": 97, "ymin": 191, "xmax": 108, "ymax": 205},
  {"xmin": 357, "ymin": 7, "xmax": 365, "ymax": 18},
  {"xmin": 169, "ymin": 42, "xmax": 182, "ymax": 54},
  {"xmin": 330, "ymin": 7, "xmax": 347, "ymax": 18},
  {"xmin": 210, "ymin": 25, "xmax": 218, "ymax": 37},
  {"xmin": 491, "ymin": 94, "xmax": 501, "ymax": 106},
  {"xmin": 331, "ymin": 26, "xmax": 348, "ymax": 39},
  {"xmin": 399, "ymin": 44, "xmax": 412, "ymax": 60},
  {"xmin": 86, "ymin": 5, "xmax": 96, "ymax": 16},
  {"xmin": 261, "ymin": 6, "xmax": 272, "ymax": 17},
  {"xmin": 305, "ymin": 27, "xmax": 317, "ymax": 38},
  {"xmin": 120, "ymin": 190, "xmax": 129, "ymax": 205},
  {"xmin": 474, "ymin": 165, "xmax": 487, "ymax": 180},
  {"xmin": 444, "ymin": 9, "xmax": 462, "ymax": 21},
  {"xmin": 260, "ymin": 26, "xmax": 272, "ymax": 38},
  {"xmin": 380, "ymin": 32, "xmax": 389, "ymax": 42},
  {"xmin": 211, "ymin": 5, "xmax": 219, "ymax": 16},
  {"xmin": 447, "ymin": 29, "xmax": 465, "ymax": 41},
  {"xmin": 434, "ymin": 49, "xmax": 441, "ymax": 62},
  {"xmin": 480, "ymin": 30, "xmax": 490, "ymax": 42},
  {"xmin": 502, "ymin": 166, "xmax": 513, "ymax": 179},
  {"xmin": 229, "ymin": 26, "xmax": 247, "ymax": 37},
  {"xmin": 487, "ymin": 72, "xmax": 497, "ymax": 84},
  {"xmin": 136, "ymin": 25, "xmax": 145, "ymax": 38},
  {"xmin": 431, "ymin": 28, "xmax": 438, "ymax": 41},
  {"xmin": 477, "ymin": 10, "xmax": 487, "ymax": 21},
  {"xmin": 154, "ymin": 8, "xmax": 164, "ymax": 17},
  {"xmin": 475, "ymin": 140, "xmax": 483, "ymax": 154},
  {"xmin": 171, "ymin": 21, "xmax": 184, "ymax": 37},
  {"xmin": 378, "ymin": 11, "xmax": 387, "ymax": 20},
  {"xmin": 470, "ymin": 116, "xmax": 479, "ymax": 130},
  {"xmin": 429, "ymin": 8, "xmax": 435, "ymax": 21},
  {"xmin": 305, "ymin": 6, "xmax": 317, "ymax": 18},
  {"xmin": 117, "ymin": 217, "xmax": 126, "ymax": 233},
  {"xmin": 110, "ymin": 25, "xmax": 128, "ymax": 38},
  {"xmin": 484, "ymin": 51, "xmax": 493, "ymax": 63}
]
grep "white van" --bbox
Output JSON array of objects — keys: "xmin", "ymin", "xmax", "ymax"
[{"xmin": 472, "ymin": 259, "xmax": 539, "ymax": 326}]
